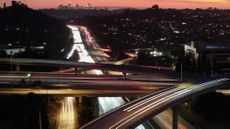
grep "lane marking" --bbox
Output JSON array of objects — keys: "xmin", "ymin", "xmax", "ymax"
[
  {"xmin": 110, "ymin": 89, "xmax": 191, "ymax": 129},
  {"xmin": 110, "ymin": 78, "xmax": 229, "ymax": 129},
  {"xmin": 123, "ymin": 87, "xmax": 183, "ymax": 112}
]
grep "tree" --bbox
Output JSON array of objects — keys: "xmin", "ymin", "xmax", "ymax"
[{"xmin": 135, "ymin": 50, "xmax": 151, "ymax": 65}]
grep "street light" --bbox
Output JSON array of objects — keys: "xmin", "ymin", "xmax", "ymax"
[{"xmin": 27, "ymin": 73, "xmax": 32, "ymax": 84}]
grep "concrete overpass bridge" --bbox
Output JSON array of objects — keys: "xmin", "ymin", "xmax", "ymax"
[
  {"xmin": 0, "ymin": 58, "xmax": 180, "ymax": 79},
  {"xmin": 0, "ymin": 73, "xmax": 178, "ymax": 96},
  {"xmin": 0, "ymin": 58, "xmax": 181, "ymax": 97},
  {"xmin": 80, "ymin": 76, "xmax": 230, "ymax": 129},
  {"xmin": 1, "ymin": 58, "xmax": 230, "ymax": 129}
]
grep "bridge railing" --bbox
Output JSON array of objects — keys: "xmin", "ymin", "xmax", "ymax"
[{"xmin": 80, "ymin": 77, "xmax": 230, "ymax": 129}]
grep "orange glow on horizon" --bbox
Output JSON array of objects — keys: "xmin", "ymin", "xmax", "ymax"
[{"xmin": 0, "ymin": 0, "xmax": 229, "ymax": 9}]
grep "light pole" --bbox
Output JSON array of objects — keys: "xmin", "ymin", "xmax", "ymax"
[{"xmin": 27, "ymin": 73, "xmax": 32, "ymax": 84}]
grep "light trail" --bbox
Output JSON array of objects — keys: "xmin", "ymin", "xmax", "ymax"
[
  {"xmin": 73, "ymin": 25, "xmax": 148, "ymax": 129},
  {"xmin": 67, "ymin": 25, "xmax": 103, "ymax": 75},
  {"xmin": 69, "ymin": 25, "xmax": 127, "ymax": 121},
  {"xmin": 67, "ymin": 25, "xmax": 194, "ymax": 129},
  {"xmin": 123, "ymin": 87, "xmax": 183, "ymax": 112},
  {"xmin": 58, "ymin": 97, "xmax": 77, "ymax": 129},
  {"xmin": 78, "ymin": 25, "xmax": 110, "ymax": 62},
  {"xmin": 109, "ymin": 89, "xmax": 192, "ymax": 129},
  {"xmin": 107, "ymin": 78, "xmax": 228, "ymax": 129},
  {"xmin": 98, "ymin": 97, "xmax": 126, "ymax": 115},
  {"xmin": 56, "ymin": 25, "xmax": 82, "ymax": 129}
]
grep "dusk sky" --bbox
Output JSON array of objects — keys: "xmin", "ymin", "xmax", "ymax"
[{"xmin": 1, "ymin": 0, "xmax": 230, "ymax": 9}]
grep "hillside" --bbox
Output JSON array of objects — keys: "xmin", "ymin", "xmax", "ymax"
[{"xmin": 0, "ymin": 2, "xmax": 73, "ymax": 59}]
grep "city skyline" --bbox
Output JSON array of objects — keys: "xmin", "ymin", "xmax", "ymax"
[{"xmin": 0, "ymin": 0, "xmax": 230, "ymax": 9}]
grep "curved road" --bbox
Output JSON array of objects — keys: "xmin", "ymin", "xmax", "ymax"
[{"xmin": 80, "ymin": 77, "xmax": 230, "ymax": 129}]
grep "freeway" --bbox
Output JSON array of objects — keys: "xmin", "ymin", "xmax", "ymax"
[
  {"xmin": 63, "ymin": 26, "xmax": 229, "ymax": 129},
  {"xmin": 2, "ymin": 24, "xmax": 228, "ymax": 129},
  {"xmin": 80, "ymin": 77, "xmax": 230, "ymax": 129},
  {"xmin": 0, "ymin": 87, "xmax": 160, "ymax": 96},
  {"xmin": 0, "ymin": 74, "xmax": 178, "ymax": 90},
  {"xmin": 0, "ymin": 58, "xmax": 180, "ymax": 78}
]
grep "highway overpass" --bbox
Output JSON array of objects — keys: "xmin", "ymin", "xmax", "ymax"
[
  {"xmin": 80, "ymin": 76, "xmax": 230, "ymax": 129},
  {"xmin": 0, "ymin": 58, "xmax": 181, "ymax": 79},
  {"xmin": 0, "ymin": 73, "xmax": 178, "ymax": 96},
  {"xmin": 1, "ymin": 25, "xmax": 230, "ymax": 129}
]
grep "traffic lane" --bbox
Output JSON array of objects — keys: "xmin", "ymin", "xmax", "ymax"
[
  {"xmin": 109, "ymin": 89, "xmax": 190, "ymax": 129},
  {"xmin": 0, "ymin": 75, "xmax": 177, "ymax": 90},
  {"xmin": 0, "ymin": 58, "xmax": 180, "ymax": 79},
  {"xmin": 0, "ymin": 83, "xmax": 172, "ymax": 93},
  {"xmin": 57, "ymin": 97, "xmax": 77, "ymax": 129},
  {"xmin": 0, "ymin": 74, "xmax": 179, "ymax": 82},
  {"xmin": 0, "ymin": 83, "xmax": 176, "ymax": 92},
  {"xmin": 80, "ymin": 87, "xmax": 182, "ymax": 129},
  {"xmin": 0, "ymin": 88, "xmax": 157, "ymax": 96},
  {"xmin": 0, "ymin": 75, "xmax": 178, "ymax": 84},
  {"xmin": 0, "ymin": 76, "xmax": 179, "ymax": 85},
  {"xmin": 1, "ymin": 58, "xmax": 229, "ymax": 83},
  {"xmin": 105, "ymin": 78, "xmax": 229, "ymax": 129},
  {"xmin": 77, "ymin": 25, "xmax": 160, "ymax": 129},
  {"xmin": 0, "ymin": 76, "xmax": 178, "ymax": 89},
  {"xmin": 80, "ymin": 78, "xmax": 229, "ymax": 129},
  {"xmin": 0, "ymin": 58, "xmax": 101, "ymax": 69}
]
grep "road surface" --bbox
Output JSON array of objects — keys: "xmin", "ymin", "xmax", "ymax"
[{"xmin": 80, "ymin": 77, "xmax": 230, "ymax": 129}]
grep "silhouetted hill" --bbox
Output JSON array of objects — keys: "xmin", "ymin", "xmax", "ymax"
[{"xmin": 0, "ymin": 2, "xmax": 73, "ymax": 59}]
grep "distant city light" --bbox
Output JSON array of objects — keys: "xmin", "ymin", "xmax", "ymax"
[{"xmin": 150, "ymin": 51, "xmax": 163, "ymax": 57}]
